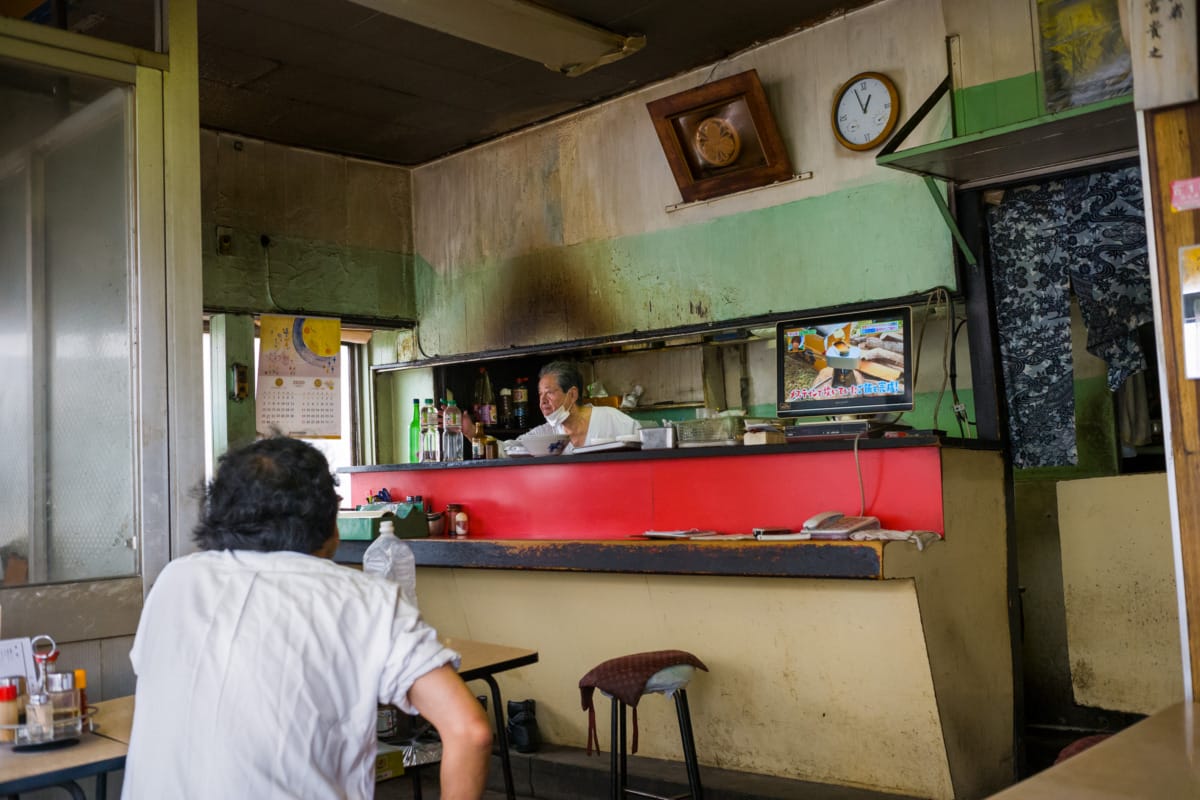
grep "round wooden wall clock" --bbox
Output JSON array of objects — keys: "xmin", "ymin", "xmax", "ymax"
[
  {"xmin": 693, "ymin": 116, "xmax": 742, "ymax": 167},
  {"xmin": 831, "ymin": 72, "xmax": 899, "ymax": 151}
]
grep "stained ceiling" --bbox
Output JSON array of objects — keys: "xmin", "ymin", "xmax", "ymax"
[{"xmin": 13, "ymin": 0, "xmax": 879, "ymax": 165}]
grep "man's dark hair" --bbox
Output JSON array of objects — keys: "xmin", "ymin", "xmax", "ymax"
[
  {"xmin": 538, "ymin": 360, "xmax": 584, "ymax": 395},
  {"xmin": 194, "ymin": 435, "xmax": 340, "ymax": 553}
]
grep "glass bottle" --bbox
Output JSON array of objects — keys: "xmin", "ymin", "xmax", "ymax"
[
  {"xmin": 473, "ymin": 367, "xmax": 496, "ymax": 425},
  {"xmin": 498, "ymin": 387, "xmax": 514, "ymax": 427},
  {"xmin": 471, "ymin": 421, "xmax": 487, "ymax": 460},
  {"xmin": 513, "ymin": 377, "xmax": 530, "ymax": 429},
  {"xmin": 442, "ymin": 400, "xmax": 464, "ymax": 462},
  {"xmin": 419, "ymin": 398, "xmax": 440, "ymax": 462},
  {"xmin": 25, "ymin": 689, "xmax": 52, "ymax": 742},
  {"xmin": 408, "ymin": 398, "xmax": 420, "ymax": 463},
  {"xmin": 46, "ymin": 672, "xmax": 79, "ymax": 735}
]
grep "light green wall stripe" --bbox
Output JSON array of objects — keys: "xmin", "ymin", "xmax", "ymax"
[
  {"xmin": 203, "ymin": 227, "xmax": 418, "ymax": 321},
  {"xmin": 414, "ymin": 175, "xmax": 955, "ymax": 356},
  {"xmin": 953, "ymin": 72, "xmax": 1042, "ymax": 136}
]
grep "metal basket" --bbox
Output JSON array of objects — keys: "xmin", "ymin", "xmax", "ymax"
[{"xmin": 674, "ymin": 416, "xmax": 743, "ymax": 446}]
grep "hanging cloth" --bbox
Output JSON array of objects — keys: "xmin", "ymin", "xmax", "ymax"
[{"xmin": 985, "ymin": 165, "xmax": 1151, "ymax": 468}]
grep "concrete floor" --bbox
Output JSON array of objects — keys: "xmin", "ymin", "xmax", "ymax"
[{"xmin": 375, "ymin": 745, "xmax": 925, "ymax": 800}]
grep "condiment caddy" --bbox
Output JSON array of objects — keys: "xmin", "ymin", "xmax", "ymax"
[{"xmin": 0, "ymin": 634, "xmax": 94, "ymax": 749}]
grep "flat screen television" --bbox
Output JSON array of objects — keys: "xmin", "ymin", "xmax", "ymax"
[{"xmin": 776, "ymin": 305, "xmax": 913, "ymax": 419}]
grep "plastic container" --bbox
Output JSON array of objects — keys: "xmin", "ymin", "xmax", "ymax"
[
  {"xmin": 419, "ymin": 398, "xmax": 440, "ymax": 462},
  {"xmin": 0, "ymin": 685, "xmax": 17, "ymax": 743},
  {"xmin": 74, "ymin": 669, "xmax": 88, "ymax": 719},
  {"xmin": 363, "ymin": 520, "xmax": 419, "ymax": 609},
  {"xmin": 442, "ymin": 400, "xmax": 464, "ymax": 462}
]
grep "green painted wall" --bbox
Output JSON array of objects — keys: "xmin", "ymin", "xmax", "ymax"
[
  {"xmin": 203, "ymin": 228, "xmax": 417, "ymax": 322},
  {"xmin": 953, "ymin": 72, "xmax": 1043, "ymax": 136},
  {"xmin": 413, "ymin": 175, "xmax": 955, "ymax": 357}
]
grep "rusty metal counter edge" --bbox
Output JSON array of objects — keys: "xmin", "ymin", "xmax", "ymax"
[{"xmin": 336, "ymin": 538, "xmax": 885, "ymax": 579}]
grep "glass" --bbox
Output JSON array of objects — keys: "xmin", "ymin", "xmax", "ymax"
[
  {"xmin": 0, "ymin": 2, "xmax": 159, "ymax": 52},
  {"xmin": 0, "ymin": 58, "xmax": 137, "ymax": 584}
]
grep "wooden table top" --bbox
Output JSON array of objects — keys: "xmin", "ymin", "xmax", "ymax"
[
  {"xmin": 91, "ymin": 695, "xmax": 134, "ymax": 745},
  {"xmin": 989, "ymin": 701, "xmax": 1200, "ymax": 798},
  {"xmin": 442, "ymin": 637, "xmax": 539, "ymax": 681},
  {"xmin": 0, "ymin": 722, "xmax": 127, "ymax": 792}
]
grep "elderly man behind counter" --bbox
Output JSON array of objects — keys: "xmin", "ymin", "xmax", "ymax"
[{"xmin": 122, "ymin": 436, "xmax": 492, "ymax": 799}]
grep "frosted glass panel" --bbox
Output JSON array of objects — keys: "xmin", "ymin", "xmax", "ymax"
[{"xmin": 0, "ymin": 59, "xmax": 136, "ymax": 584}]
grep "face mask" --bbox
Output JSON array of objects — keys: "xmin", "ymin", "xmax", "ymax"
[{"xmin": 544, "ymin": 403, "xmax": 569, "ymax": 426}]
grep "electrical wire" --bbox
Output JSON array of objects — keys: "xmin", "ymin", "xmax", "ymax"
[{"xmin": 853, "ymin": 430, "xmax": 866, "ymax": 516}]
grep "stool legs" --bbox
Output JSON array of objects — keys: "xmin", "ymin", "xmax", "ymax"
[
  {"xmin": 674, "ymin": 690, "xmax": 703, "ymax": 800},
  {"xmin": 608, "ymin": 692, "xmax": 703, "ymax": 800}
]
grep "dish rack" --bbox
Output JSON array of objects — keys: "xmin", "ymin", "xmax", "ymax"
[{"xmin": 674, "ymin": 416, "xmax": 744, "ymax": 447}]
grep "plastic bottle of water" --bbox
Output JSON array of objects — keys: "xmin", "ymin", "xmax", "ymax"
[
  {"xmin": 419, "ymin": 398, "xmax": 440, "ymax": 463},
  {"xmin": 442, "ymin": 399, "xmax": 464, "ymax": 462},
  {"xmin": 362, "ymin": 520, "xmax": 418, "ymax": 608}
]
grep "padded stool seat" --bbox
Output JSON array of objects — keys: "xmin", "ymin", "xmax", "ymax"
[{"xmin": 579, "ymin": 650, "xmax": 708, "ymax": 800}]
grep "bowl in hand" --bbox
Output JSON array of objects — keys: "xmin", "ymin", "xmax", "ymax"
[{"xmin": 520, "ymin": 433, "xmax": 570, "ymax": 456}]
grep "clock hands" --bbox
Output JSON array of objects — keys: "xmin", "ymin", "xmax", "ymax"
[{"xmin": 852, "ymin": 87, "xmax": 870, "ymax": 114}]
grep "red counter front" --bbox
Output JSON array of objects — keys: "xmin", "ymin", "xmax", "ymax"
[{"xmin": 344, "ymin": 442, "xmax": 949, "ymax": 539}]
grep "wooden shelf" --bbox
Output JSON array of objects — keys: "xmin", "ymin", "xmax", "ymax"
[{"xmin": 876, "ymin": 96, "xmax": 1137, "ymax": 188}]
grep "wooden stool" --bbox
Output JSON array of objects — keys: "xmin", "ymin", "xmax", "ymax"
[{"xmin": 579, "ymin": 650, "xmax": 708, "ymax": 800}]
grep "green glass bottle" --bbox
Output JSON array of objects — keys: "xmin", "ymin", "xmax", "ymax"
[{"xmin": 408, "ymin": 398, "xmax": 420, "ymax": 463}]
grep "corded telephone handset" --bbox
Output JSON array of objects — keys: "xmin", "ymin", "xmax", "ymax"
[{"xmin": 801, "ymin": 511, "xmax": 881, "ymax": 534}]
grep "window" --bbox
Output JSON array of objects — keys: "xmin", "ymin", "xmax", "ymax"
[
  {"xmin": 0, "ymin": 58, "xmax": 139, "ymax": 586},
  {"xmin": 202, "ymin": 334, "xmax": 357, "ymax": 481}
]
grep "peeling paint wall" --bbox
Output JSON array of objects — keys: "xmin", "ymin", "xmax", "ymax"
[
  {"xmin": 411, "ymin": 0, "xmax": 955, "ymax": 358},
  {"xmin": 200, "ymin": 130, "xmax": 417, "ymax": 322},
  {"xmin": 1057, "ymin": 473, "xmax": 1184, "ymax": 713}
]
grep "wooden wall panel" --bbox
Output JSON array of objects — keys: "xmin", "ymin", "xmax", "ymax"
[{"xmin": 1142, "ymin": 103, "xmax": 1200, "ymax": 683}]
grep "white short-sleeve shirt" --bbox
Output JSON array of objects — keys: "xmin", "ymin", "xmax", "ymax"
[
  {"xmin": 519, "ymin": 405, "xmax": 641, "ymax": 453},
  {"xmin": 121, "ymin": 550, "xmax": 457, "ymax": 799}
]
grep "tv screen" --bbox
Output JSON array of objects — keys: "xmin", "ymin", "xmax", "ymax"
[{"xmin": 776, "ymin": 306, "xmax": 913, "ymax": 419}]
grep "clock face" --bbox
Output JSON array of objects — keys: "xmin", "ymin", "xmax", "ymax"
[
  {"xmin": 693, "ymin": 116, "xmax": 741, "ymax": 167},
  {"xmin": 832, "ymin": 72, "xmax": 899, "ymax": 151}
]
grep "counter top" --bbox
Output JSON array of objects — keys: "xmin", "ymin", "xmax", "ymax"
[
  {"xmin": 336, "ymin": 536, "xmax": 889, "ymax": 579},
  {"xmin": 340, "ymin": 435, "xmax": 998, "ymax": 474}
]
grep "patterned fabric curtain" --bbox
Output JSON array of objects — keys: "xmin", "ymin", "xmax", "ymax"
[{"xmin": 985, "ymin": 166, "xmax": 1151, "ymax": 468}]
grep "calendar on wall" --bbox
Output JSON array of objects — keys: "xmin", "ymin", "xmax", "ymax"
[{"xmin": 256, "ymin": 314, "xmax": 342, "ymax": 438}]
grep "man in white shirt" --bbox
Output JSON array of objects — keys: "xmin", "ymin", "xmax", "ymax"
[{"xmin": 122, "ymin": 436, "xmax": 491, "ymax": 799}]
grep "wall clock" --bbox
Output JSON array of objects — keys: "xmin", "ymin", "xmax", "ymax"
[
  {"xmin": 831, "ymin": 72, "xmax": 900, "ymax": 151},
  {"xmin": 646, "ymin": 69, "xmax": 793, "ymax": 203}
]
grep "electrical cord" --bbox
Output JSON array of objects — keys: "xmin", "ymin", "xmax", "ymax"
[
  {"xmin": 853, "ymin": 430, "xmax": 866, "ymax": 516},
  {"xmin": 949, "ymin": 317, "xmax": 974, "ymax": 437}
]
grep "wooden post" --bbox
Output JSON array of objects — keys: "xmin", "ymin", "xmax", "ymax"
[{"xmin": 1141, "ymin": 102, "xmax": 1200, "ymax": 686}]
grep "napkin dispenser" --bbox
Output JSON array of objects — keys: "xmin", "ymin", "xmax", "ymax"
[{"xmin": 338, "ymin": 502, "xmax": 428, "ymax": 540}]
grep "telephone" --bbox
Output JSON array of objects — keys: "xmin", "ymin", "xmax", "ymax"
[{"xmin": 801, "ymin": 511, "xmax": 881, "ymax": 534}]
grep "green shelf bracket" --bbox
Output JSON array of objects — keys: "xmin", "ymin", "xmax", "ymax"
[{"xmin": 923, "ymin": 175, "xmax": 977, "ymax": 268}]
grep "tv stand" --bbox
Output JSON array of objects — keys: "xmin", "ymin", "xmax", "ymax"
[{"xmin": 784, "ymin": 416, "xmax": 910, "ymax": 440}]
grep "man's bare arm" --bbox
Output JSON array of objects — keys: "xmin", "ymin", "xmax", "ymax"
[{"xmin": 408, "ymin": 664, "xmax": 493, "ymax": 799}]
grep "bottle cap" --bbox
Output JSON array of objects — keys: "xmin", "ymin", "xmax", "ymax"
[
  {"xmin": 73, "ymin": 669, "xmax": 87, "ymax": 690},
  {"xmin": 0, "ymin": 676, "xmax": 26, "ymax": 694},
  {"xmin": 0, "ymin": 685, "xmax": 15, "ymax": 702},
  {"xmin": 380, "ymin": 520, "xmax": 395, "ymax": 535},
  {"xmin": 46, "ymin": 673, "xmax": 75, "ymax": 692}
]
